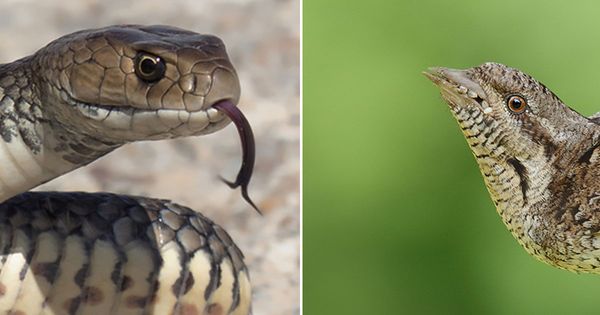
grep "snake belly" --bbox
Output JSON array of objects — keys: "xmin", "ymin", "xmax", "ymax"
[{"xmin": 0, "ymin": 25, "xmax": 253, "ymax": 315}]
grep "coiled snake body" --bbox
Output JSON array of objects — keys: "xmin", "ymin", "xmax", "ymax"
[{"xmin": 0, "ymin": 25, "xmax": 253, "ymax": 314}]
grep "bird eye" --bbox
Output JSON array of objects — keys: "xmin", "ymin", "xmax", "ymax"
[
  {"xmin": 506, "ymin": 94, "xmax": 527, "ymax": 114},
  {"xmin": 134, "ymin": 52, "xmax": 166, "ymax": 82}
]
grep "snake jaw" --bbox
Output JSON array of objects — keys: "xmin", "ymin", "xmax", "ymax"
[{"xmin": 66, "ymin": 100, "xmax": 223, "ymax": 141}]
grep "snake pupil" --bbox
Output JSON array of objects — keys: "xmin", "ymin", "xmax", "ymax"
[
  {"xmin": 134, "ymin": 53, "xmax": 166, "ymax": 82},
  {"xmin": 141, "ymin": 58, "xmax": 156, "ymax": 74}
]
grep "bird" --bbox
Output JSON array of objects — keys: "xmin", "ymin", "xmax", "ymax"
[{"xmin": 424, "ymin": 62, "xmax": 600, "ymax": 273}]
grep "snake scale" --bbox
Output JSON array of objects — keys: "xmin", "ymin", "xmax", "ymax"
[{"xmin": 0, "ymin": 25, "xmax": 255, "ymax": 314}]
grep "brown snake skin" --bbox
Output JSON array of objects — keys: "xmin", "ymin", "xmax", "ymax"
[{"xmin": 0, "ymin": 25, "xmax": 253, "ymax": 314}]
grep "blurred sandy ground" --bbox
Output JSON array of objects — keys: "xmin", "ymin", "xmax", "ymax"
[{"xmin": 0, "ymin": 1, "xmax": 299, "ymax": 314}]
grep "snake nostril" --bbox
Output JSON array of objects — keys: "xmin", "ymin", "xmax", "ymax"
[{"xmin": 204, "ymin": 68, "xmax": 240, "ymax": 107}]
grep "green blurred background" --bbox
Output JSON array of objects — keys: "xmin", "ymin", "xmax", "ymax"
[{"xmin": 304, "ymin": 0, "xmax": 600, "ymax": 314}]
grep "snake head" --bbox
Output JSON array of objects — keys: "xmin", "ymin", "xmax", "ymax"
[
  {"xmin": 28, "ymin": 25, "xmax": 259, "ymax": 212},
  {"xmin": 33, "ymin": 24, "xmax": 240, "ymax": 142}
]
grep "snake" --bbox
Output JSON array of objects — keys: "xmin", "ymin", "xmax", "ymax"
[{"xmin": 0, "ymin": 25, "xmax": 258, "ymax": 315}]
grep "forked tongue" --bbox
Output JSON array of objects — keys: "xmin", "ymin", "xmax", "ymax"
[{"xmin": 213, "ymin": 100, "xmax": 261, "ymax": 214}]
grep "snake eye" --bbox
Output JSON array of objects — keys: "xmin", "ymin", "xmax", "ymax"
[
  {"xmin": 506, "ymin": 94, "xmax": 527, "ymax": 114},
  {"xmin": 134, "ymin": 53, "xmax": 166, "ymax": 82}
]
